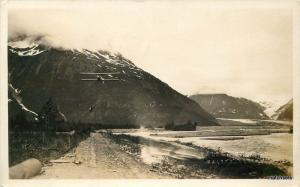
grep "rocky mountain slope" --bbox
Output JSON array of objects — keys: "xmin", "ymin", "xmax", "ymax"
[
  {"xmin": 189, "ymin": 94, "xmax": 269, "ymax": 119},
  {"xmin": 8, "ymin": 36, "xmax": 218, "ymax": 128},
  {"xmin": 272, "ymin": 99, "xmax": 293, "ymax": 121},
  {"xmin": 8, "ymin": 83, "xmax": 38, "ymax": 122}
]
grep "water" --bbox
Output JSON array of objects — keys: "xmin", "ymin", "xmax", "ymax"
[
  {"xmin": 178, "ymin": 133, "xmax": 292, "ymax": 162},
  {"xmin": 136, "ymin": 133, "xmax": 206, "ymax": 164},
  {"xmin": 110, "ymin": 119, "xmax": 292, "ymax": 164},
  {"xmin": 122, "ymin": 130, "xmax": 292, "ymax": 163}
]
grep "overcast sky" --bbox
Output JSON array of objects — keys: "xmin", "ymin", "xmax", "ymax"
[{"xmin": 8, "ymin": 2, "xmax": 293, "ymax": 105}]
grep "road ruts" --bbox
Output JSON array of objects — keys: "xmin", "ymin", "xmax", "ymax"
[{"xmin": 35, "ymin": 133, "xmax": 168, "ymax": 179}]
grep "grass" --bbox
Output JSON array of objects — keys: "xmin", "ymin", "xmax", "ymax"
[{"xmin": 9, "ymin": 131, "xmax": 89, "ymax": 166}]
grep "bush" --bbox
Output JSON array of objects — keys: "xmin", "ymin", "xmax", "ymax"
[
  {"xmin": 289, "ymin": 127, "xmax": 293, "ymax": 134},
  {"xmin": 38, "ymin": 97, "xmax": 66, "ymax": 132}
]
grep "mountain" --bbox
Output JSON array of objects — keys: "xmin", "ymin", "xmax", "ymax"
[
  {"xmin": 189, "ymin": 94, "xmax": 269, "ymax": 119},
  {"xmin": 8, "ymin": 36, "xmax": 218, "ymax": 129},
  {"xmin": 272, "ymin": 99, "xmax": 293, "ymax": 121}
]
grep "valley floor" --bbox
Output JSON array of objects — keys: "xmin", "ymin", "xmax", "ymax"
[
  {"xmin": 35, "ymin": 133, "xmax": 169, "ymax": 179},
  {"xmin": 32, "ymin": 118, "xmax": 293, "ymax": 179},
  {"xmin": 34, "ymin": 128, "xmax": 292, "ymax": 179}
]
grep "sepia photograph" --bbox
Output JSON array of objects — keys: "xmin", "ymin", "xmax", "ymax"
[{"xmin": 0, "ymin": 0, "xmax": 299, "ymax": 185}]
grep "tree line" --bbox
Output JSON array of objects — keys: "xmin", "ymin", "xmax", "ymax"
[{"xmin": 9, "ymin": 97, "xmax": 140, "ymax": 133}]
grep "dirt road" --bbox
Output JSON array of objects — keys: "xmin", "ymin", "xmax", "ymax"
[{"xmin": 35, "ymin": 133, "xmax": 169, "ymax": 179}]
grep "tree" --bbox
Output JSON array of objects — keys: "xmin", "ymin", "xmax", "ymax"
[
  {"xmin": 165, "ymin": 121, "xmax": 175, "ymax": 130},
  {"xmin": 12, "ymin": 113, "xmax": 28, "ymax": 131},
  {"xmin": 38, "ymin": 97, "xmax": 64, "ymax": 132}
]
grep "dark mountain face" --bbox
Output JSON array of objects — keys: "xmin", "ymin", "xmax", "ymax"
[
  {"xmin": 189, "ymin": 94, "xmax": 269, "ymax": 119},
  {"xmin": 272, "ymin": 99, "xmax": 293, "ymax": 121},
  {"xmin": 8, "ymin": 40, "xmax": 218, "ymax": 128}
]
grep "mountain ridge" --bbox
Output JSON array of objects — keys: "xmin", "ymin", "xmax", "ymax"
[{"xmin": 189, "ymin": 93, "xmax": 269, "ymax": 119}]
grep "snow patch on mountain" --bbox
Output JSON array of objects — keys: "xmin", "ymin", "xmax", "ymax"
[
  {"xmin": 9, "ymin": 35, "xmax": 145, "ymax": 80},
  {"xmin": 8, "ymin": 39, "xmax": 46, "ymax": 56},
  {"xmin": 70, "ymin": 48, "xmax": 144, "ymax": 79},
  {"xmin": 58, "ymin": 110, "xmax": 68, "ymax": 122},
  {"xmin": 9, "ymin": 45, "xmax": 46, "ymax": 56},
  {"xmin": 9, "ymin": 83, "xmax": 38, "ymax": 117},
  {"xmin": 259, "ymin": 100, "xmax": 289, "ymax": 119},
  {"xmin": 74, "ymin": 49, "xmax": 137, "ymax": 68}
]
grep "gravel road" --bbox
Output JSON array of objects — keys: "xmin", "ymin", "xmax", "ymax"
[{"xmin": 35, "ymin": 133, "xmax": 170, "ymax": 179}]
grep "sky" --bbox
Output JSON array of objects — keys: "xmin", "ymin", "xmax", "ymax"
[{"xmin": 8, "ymin": 1, "xmax": 293, "ymax": 105}]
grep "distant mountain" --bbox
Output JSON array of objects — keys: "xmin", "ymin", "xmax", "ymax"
[
  {"xmin": 272, "ymin": 99, "xmax": 293, "ymax": 121},
  {"xmin": 8, "ymin": 35, "xmax": 218, "ymax": 129},
  {"xmin": 189, "ymin": 94, "xmax": 269, "ymax": 119}
]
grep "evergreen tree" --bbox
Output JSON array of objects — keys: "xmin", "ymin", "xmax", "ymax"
[
  {"xmin": 13, "ymin": 112, "xmax": 28, "ymax": 130},
  {"xmin": 38, "ymin": 97, "xmax": 62, "ymax": 132}
]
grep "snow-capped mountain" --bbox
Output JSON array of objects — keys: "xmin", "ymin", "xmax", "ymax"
[
  {"xmin": 189, "ymin": 94, "xmax": 269, "ymax": 119},
  {"xmin": 8, "ymin": 35, "xmax": 218, "ymax": 128},
  {"xmin": 8, "ymin": 38, "xmax": 144, "ymax": 80},
  {"xmin": 8, "ymin": 35, "xmax": 49, "ymax": 56},
  {"xmin": 8, "ymin": 43, "xmax": 46, "ymax": 56}
]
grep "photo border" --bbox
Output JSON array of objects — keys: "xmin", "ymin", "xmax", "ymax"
[{"xmin": 1, "ymin": 0, "xmax": 299, "ymax": 186}]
